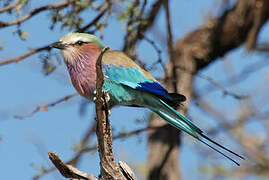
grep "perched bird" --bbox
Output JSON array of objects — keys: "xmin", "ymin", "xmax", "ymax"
[{"xmin": 51, "ymin": 33, "xmax": 244, "ymax": 165}]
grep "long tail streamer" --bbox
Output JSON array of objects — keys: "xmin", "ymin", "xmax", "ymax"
[{"xmin": 154, "ymin": 99, "xmax": 245, "ymax": 166}]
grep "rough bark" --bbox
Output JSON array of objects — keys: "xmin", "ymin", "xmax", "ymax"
[
  {"xmin": 147, "ymin": 0, "xmax": 269, "ymax": 179},
  {"xmin": 95, "ymin": 47, "xmax": 138, "ymax": 180},
  {"xmin": 176, "ymin": 0, "xmax": 269, "ymax": 71},
  {"xmin": 95, "ymin": 47, "xmax": 125, "ymax": 179}
]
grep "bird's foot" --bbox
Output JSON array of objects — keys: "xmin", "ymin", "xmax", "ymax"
[
  {"xmin": 107, "ymin": 109, "xmax": 112, "ymax": 116},
  {"xmin": 93, "ymin": 90, "xmax": 111, "ymax": 115},
  {"xmin": 103, "ymin": 92, "xmax": 110, "ymax": 102},
  {"xmin": 103, "ymin": 92, "xmax": 111, "ymax": 116},
  {"xmin": 92, "ymin": 90, "xmax": 97, "ymax": 102},
  {"xmin": 93, "ymin": 90, "xmax": 97, "ymax": 95}
]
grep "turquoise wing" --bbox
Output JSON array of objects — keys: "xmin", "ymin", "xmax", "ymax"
[{"xmin": 101, "ymin": 50, "xmax": 170, "ymax": 98}]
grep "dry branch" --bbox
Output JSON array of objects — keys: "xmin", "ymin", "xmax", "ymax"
[
  {"xmin": 48, "ymin": 152, "xmax": 97, "ymax": 180},
  {"xmin": 174, "ymin": 65, "xmax": 248, "ymax": 100},
  {"xmin": 95, "ymin": 47, "xmax": 137, "ymax": 179},
  {"xmin": 78, "ymin": 1, "xmax": 110, "ymax": 32},
  {"xmin": 14, "ymin": 93, "xmax": 78, "ymax": 119},
  {"xmin": 35, "ymin": 126, "xmax": 159, "ymax": 180},
  {"xmin": 123, "ymin": 0, "xmax": 164, "ymax": 54},
  {"xmin": 0, "ymin": 0, "xmax": 76, "ymax": 28},
  {"xmin": 95, "ymin": 47, "xmax": 126, "ymax": 179},
  {"xmin": 175, "ymin": 0, "xmax": 269, "ymax": 70},
  {"xmin": 0, "ymin": 0, "xmax": 21, "ymax": 13},
  {"xmin": 95, "ymin": 47, "xmax": 132, "ymax": 179},
  {"xmin": 0, "ymin": 1, "xmax": 110, "ymax": 67},
  {"xmin": 0, "ymin": 45, "xmax": 51, "ymax": 66}
]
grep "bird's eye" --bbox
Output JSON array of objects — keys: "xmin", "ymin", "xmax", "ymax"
[{"xmin": 76, "ymin": 41, "xmax": 84, "ymax": 45}]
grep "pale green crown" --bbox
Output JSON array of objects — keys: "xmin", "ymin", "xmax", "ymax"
[{"xmin": 60, "ymin": 33, "xmax": 105, "ymax": 49}]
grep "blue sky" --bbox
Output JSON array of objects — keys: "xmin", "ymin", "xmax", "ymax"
[{"xmin": 0, "ymin": 0, "xmax": 268, "ymax": 180}]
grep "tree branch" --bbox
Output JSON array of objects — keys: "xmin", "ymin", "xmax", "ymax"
[
  {"xmin": 95, "ymin": 47, "xmax": 120, "ymax": 179},
  {"xmin": 0, "ymin": 0, "xmax": 21, "ymax": 13},
  {"xmin": 14, "ymin": 93, "xmax": 78, "ymax": 120},
  {"xmin": 175, "ymin": 0, "xmax": 269, "ymax": 71},
  {"xmin": 95, "ymin": 47, "xmax": 137, "ymax": 179},
  {"xmin": 0, "ymin": 44, "xmax": 51, "ymax": 66},
  {"xmin": 78, "ymin": 1, "xmax": 110, "ymax": 32},
  {"xmin": 0, "ymin": 0, "xmax": 76, "ymax": 28},
  {"xmin": 48, "ymin": 152, "xmax": 97, "ymax": 180},
  {"xmin": 122, "ymin": 0, "xmax": 164, "ymax": 55},
  {"xmin": 35, "ymin": 125, "xmax": 159, "ymax": 180},
  {"xmin": 0, "ymin": 2, "xmax": 112, "ymax": 67}
]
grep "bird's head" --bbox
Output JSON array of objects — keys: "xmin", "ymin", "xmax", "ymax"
[{"xmin": 51, "ymin": 33, "xmax": 104, "ymax": 65}]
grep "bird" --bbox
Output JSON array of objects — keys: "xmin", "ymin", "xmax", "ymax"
[{"xmin": 51, "ymin": 32, "xmax": 244, "ymax": 165}]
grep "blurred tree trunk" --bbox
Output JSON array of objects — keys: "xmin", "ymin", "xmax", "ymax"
[
  {"xmin": 147, "ymin": 0, "xmax": 269, "ymax": 179},
  {"xmin": 147, "ymin": 56, "xmax": 195, "ymax": 180}
]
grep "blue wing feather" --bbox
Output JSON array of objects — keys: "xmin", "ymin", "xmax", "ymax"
[
  {"xmin": 102, "ymin": 64, "xmax": 170, "ymax": 98},
  {"xmin": 136, "ymin": 81, "xmax": 169, "ymax": 98}
]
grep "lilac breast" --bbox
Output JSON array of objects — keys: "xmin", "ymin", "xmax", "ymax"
[{"xmin": 67, "ymin": 57, "xmax": 97, "ymax": 99}]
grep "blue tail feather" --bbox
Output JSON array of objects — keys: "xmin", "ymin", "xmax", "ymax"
[{"xmin": 151, "ymin": 99, "xmax": 244, "ymax": 165}]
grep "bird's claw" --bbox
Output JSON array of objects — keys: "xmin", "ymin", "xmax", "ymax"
[
  {"xmin": 93, "ymin": 91, "xmax": 110, "ymax": 102},
  {"xmin": 92, "ymin": 90, "xmax": 97, "ymax": 102},
  {"xmin": 103, "ymin": 92, "xmax": 110, "ymax": 102},
  {"xmin": 103, "ymin": 92, "xmax": 111, "ymax": 116},
  {"xmin": 93, "ymin": 91, "xmax": 111, "ymax": 115},
  {"xmin": 93, "ymin": 96, "xmax": 97, "ymax": 102}
]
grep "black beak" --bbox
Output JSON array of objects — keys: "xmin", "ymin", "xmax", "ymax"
[{"xmin": 50, "ymin": 41, "xmax": 66, "ymax": 49}]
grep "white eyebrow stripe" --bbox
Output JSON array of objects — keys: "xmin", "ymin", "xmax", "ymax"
[{"xmin": 60, "ymin": 36, "xmax": 91, "ymax": 45}]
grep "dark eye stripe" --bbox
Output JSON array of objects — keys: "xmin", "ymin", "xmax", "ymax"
[{"xmin": 76, "ymin": 41, "xmax": 84, "ymax": 45}]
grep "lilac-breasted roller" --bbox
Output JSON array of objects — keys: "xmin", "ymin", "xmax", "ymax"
[{"xmin": 51, "ymin": 33, "xmax": 244, "ymax": 165}]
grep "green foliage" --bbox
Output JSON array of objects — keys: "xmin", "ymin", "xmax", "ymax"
[
  {"xmin": 200, "ymin": 164, "xmax": 231, "ymax": 177},
  {"xmin": 12, "ymin": 29, "xmax": 29, "ymax": 40},
  {"xmin": 39, "ymin": 53, "xmax": 61, "ymax": 76},
  {"xmin": 49, "ymin": 0, "xmax": 94, "ymax": 30},
  {"xmin": 200, "ymin": 163, "xmax": 269, "ymax": 178},
  {"xmin": 50, "ymin": 9, "xmax": 84, "ymax": 30},
  {"xmin": 18, "ymin": 31, "xmax": 28, "ymax": 40},
  {"xmin": 70, "ymin": 138, "xmax": 83, "ymax": 152},
  {"xmin": 118, "ymin": 2, "xmax": 140, "ymax": 21},
  {"xmin": 134, "ymin": 163, "xmax": 147, "ymax": 179},
  {"xmin": 0, "ymin": 38, "xmax": 6, "ymax": 51},
  {"xmin": 42, "ymin": 60, "xmax": 56, "ymax": 76},
  {"xmin": 75, "ymin": 0, "xmax": 92, "ymax": 8},
  {"xmin": 15, "ymin": 0, "xmax": 29, "ymax": 16},
  {"xmin": 118, "ymin": 1, "xmax": 149, "ymax": 31}
]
